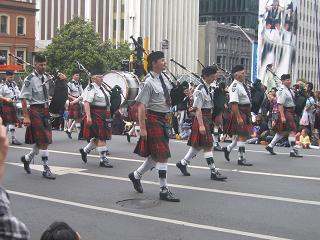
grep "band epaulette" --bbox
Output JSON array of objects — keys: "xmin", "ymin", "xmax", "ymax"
[
  {"xmin": 26, "ymin": 74, "xmax": 34, "ymax": 80},
  {"xmin": 87, "ymin": 83, "xmax": 93, "ymax": 91},
  {"xmin": 232, "ymin": 82, "xmax": 237, "ymax": 92}
]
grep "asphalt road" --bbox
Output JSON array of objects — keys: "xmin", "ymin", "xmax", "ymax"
[{"xmin": 3, "ymin": 128, "xmax": 320, "ymax": 240}]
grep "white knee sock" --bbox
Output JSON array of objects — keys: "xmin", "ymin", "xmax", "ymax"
[
  {"xmin": 135, "ymin": 126, "xmax": 141, "ymax": 138},
  {"xmin": 157, "ymin": 163, "xmax": 168, "ymax": 190},
  {"xmin": 181, "ymin": 147, "xmax": 199, "ymax": 165},
  {"xmin": 134, "ymin": 156, "xmax": 157, "ymax": 179},
  {"xmin": 84, "ymin": 139, "xmax": 96, "ymax": 153},
  {"xmin": 288, "ymin": 136, "xmax": 296, "ymax": 151},
  {"xmin": 68, "ymin": 120, "xmax": 76, "ymax": 132},
  {"xmin": 39, "ymin": 149, "xmax": 49, "ymax": 167},
  {"xmin": 213, "ymin": 127, "xmax": 219, "ymax": 143},
  {"xmin": 97, "ymin": 146, "xmax": 108, "ymax": 162},
  {"xmin": 269, "ymin": 133, "xmax": 283, "ymax": 148},
  {"xmin": 204, "ymin": 151, "xmax": 216, "ymax": 171},
  {"xmin": 227, "ymin": 137, "xmax": 238, "ymax": 152},
  {"xmin": 237, "ymin": 141, "xmax": 245, "ymax": 159},
  {"xmin": 25, "ymin": 144, "xmax": 39, "ymax": 162},
  {"xmin": 8, "ymin": 124, "xmax": 15, "ymax": 139}
]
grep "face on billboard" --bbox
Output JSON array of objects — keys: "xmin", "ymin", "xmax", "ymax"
[{"xmin": 257, "ymin": 0, "xmax": 297, "ymax": 90}]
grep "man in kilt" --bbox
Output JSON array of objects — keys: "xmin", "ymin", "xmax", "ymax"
[
  {"xmin": 176, "ymin": 66, "xmax": 227, "ymax": 180},
  {"xmin": 128, "ymin": 51, "xmax": 180, "ymax": 202},
  {"xmin": 222, "ymin": 65, "xmax": 253, "ymax": 166},
  {"xmin": 265, "ymin": 74, "xmax": 302, "ymax": 157},
  {"xmin": 65, "ymin": 70, "xmax": 83, "ymax": 139},
  {"xmin": 0, "ymin": 70, "xmax": 22, "ymax": 145},
  {"xmin": 79, "ymin": 73, "xmax": 113, "ymax": 168},
  {"xmin": 19, "ymin": 54, "xmax": 66, "ymax": 179}
]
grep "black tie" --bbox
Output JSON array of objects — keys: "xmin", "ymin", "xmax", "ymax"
[
  {"xmin": 41, "ymin": 76, "xmax": 48, "ymax": 102},
  {"xmin": 243, "ymin": 84, "xmax": 251, "ymax": 102},
  {"xmin": 159, "ymin": 74, "xmax": 171, "ymax": 106},
  {"xmin": 100, "ymin": 86, "xmax": 110, "ymax": 106}
]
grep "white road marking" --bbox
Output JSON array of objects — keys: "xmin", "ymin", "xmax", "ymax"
[
  {"xmin": 9, "ymin": 146, "xmax": 320, "ymax": 181},
  {"xmin": 7, "ymin": 162, "xmax": 87, "ymax": 175},
  {"xmin": 8, "ymin": 162, "xmax": 320, "ymax": 206},
  {"xmin": 7, "ymin": 189, "xmax": 292, "ymax": 240}
]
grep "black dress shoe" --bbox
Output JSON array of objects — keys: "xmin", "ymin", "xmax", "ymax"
[
  {"xmin": 159, "ymin": 188, "xmax": 180, "ymax": 202},
  {"xmin": 222, "ymin": 147, "xmax": 230, "ymax": 162},
  {"xmin": 266, "ymin": 146, "xmax": 276, "ymax": 155},
  {"xmin": 105, "ymin": 150, "xmax": 110, "ymax": 155},
  {"xmin": 12, "ymin": 138, "xmax": 22, "ymax": 145},
  {"xmin": 238, "ymin": 159, "xmax": 253, "ymax": 166},
  {"xmin": 211, "ymin": 170, "xmax": 227, "ymax": 181},
  {"xmin": 176, "ymin": 162, "xmax": 191, "ymax": 176},
  {"xmin": 79, "ymin": 148, "xmax": 88, "ymax": 163},
  {"xmin": 66, "ymin": 130, "xmax": 72, "ymax": 139},
  {"xmin": 99, "ymin": 160, "xmax": 113, "ymax": 168},
  {"xmin": 20, "ymin": 156, "xmax": 31, "ymax": 174},
  {"xmin": 128, "ymin": 172, "xmax": 143, "ymax": 193},
  {"xmin": 290, "ymin": 149, "xmax": 303, "ymax": 158},
  {"xmin": 42, "ymin": 166, "xmax": 56, "ymax": 180}
]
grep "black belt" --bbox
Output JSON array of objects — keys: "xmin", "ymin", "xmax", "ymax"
[
  {"xmin": 91, "ymin": 105, "xmax": 108, "ymax": 110},
  {"xmin": 147, "ymin": 110, "xmax": 170, "ymax": 117},
  {"xmin": 201, "ymin": 108, "xmax": 212, "ymax": 113},
  {"xmin": 30, "ymin": 104, "xmax": 47, "ymax": 108}
]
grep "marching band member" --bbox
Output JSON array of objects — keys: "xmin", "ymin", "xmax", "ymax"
[
  {"xmin": 128, "ymin": 51, "xmax": 180, "ymax": 202},
  {"xmin": 79, "ymin": 73, "xmax": 113, "ymax": 168},
  {"xmin": 222, "ymin": 65, "xmax": 253, "ymax": 166},
  {"xmin": 0, "ymin": 70, "xmax": 22, "ymax": 145},
  {"xmin": 20, "ymin": 54, "xmax": 66, "ymax": 179},
  {"xmin": 176, "ymin": 66, "xmax": 227, "ymax": 180},
  {"xmin": 265, "ymin": 74, "xmax": 303, "ymax": 157},
  {"xmin": 65, "ymin": 70, "xmax": 83, "ymax": 139}
]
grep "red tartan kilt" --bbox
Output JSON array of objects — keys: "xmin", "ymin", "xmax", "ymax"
[
  {"xmin": 273, "ymin": 107, "xmax": 297, "ymax": 133},
  {"xmin": 134, "ymin": 113, "xmax": 171, "ymax": 161},
  {"xmin": 25, "ymin": 105, "xmax": 52, "ymax": 144},
  {"xmin": 213, "ymin": 112, "xmax": 223, "ymax": 126},
  {"xmin": 127, "ymin": 103, "xmax": 138, "ymax": 122},
  {"xmin": 224, "ymin": 105, "xmax": 253, "ymax": 137},
  {"xmin": 68, "ymin": 102, "xmax": 82, "ymax": 120},
  {"xmin": 187, "ymin": 111, "xmax": 213, "ymax": 148},
  {"xmin": 0, "ymin": 101, "xmax": 18, "ymax": 125},
  {"xmin": 83, "ymin": 106, "xmax": 112, "ymax": 141}
]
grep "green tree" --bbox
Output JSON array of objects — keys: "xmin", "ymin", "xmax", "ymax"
[{"xmin": 44, "ymin": 17, "xmax": 131, "ymax": 80}]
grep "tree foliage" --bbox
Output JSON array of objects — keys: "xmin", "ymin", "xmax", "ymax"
[{"xmin": 44, "ymin": 17, "xmax": 131, "ymax": 80}]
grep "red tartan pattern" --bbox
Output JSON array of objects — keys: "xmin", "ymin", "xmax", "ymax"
[
  {"xmin": 25, "ymin": 105, "xmax": 52, "ymax": 144},
  {"xmin": 273, "ymin": 107, "xmax": 297, "ymax": 133},
  {"xmin": 213, "ymin": 112, "xmax": 223, "ymax": 127},
  {"xmin": 224, "ymin": 105, "xmax": 253, "ymax": 138},
  {"xmin": 83, "ymin": 107, "xmax": 112, "ymax": 141},
  {"xmin": 134, "ymin": 113, "xmax": 171, "ymax": 161},
  {"xmin": 127, "ymin": 103, "xmax": 138, "ymax": 122},
  {"xmin": 0, "ymin": 101, "xmax": 18, "ymax": 125},
  {"xmin": 187, "ymin": 111, "xmax": 213, "ymax": 148},
  {"xmin": 68, "ymin": 102, "xmax": 83, "ymax": 120}
]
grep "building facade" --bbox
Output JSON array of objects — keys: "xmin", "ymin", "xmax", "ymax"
[
  {"xmin": 294, "ymin": 0, "xmax": 320, "ymax": 89},
  {"xmin": 199, "ymin": 0, "xmax": 259, "ymax": 30},
  {"xmin": 198, "ymin": 21, "xmax": 255, "ymax": 82},
  {"xmin": 35, "ymin": 0, "xmax": 199, "ymax": 73},
  {"xmin": 0, "ymin": 0, "xmax": 36, "ymax": 70}
]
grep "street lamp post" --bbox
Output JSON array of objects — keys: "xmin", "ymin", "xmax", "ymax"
[{"xmin": 229, "ymin": 23, "xmax": 255, "ymax": 83}]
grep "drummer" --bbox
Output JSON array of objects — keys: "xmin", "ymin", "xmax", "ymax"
[
  {"xmin": 65, "ymin": 69, "xmax": 83, "ymax": 139},
  {"xmin": 0, "ymin": 70, "xmax": 22, "ymax": 145}
]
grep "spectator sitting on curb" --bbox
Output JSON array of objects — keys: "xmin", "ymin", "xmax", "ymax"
[
  {"xmin": 0, "ymin": 117, "xmax": 30, "ymax": 240},
  {"xmin": 295, "ymin": 128, "xmax": 311, "ymax": 149}
]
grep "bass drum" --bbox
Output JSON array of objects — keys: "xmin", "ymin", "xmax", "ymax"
[{"xmin": 103, "ymin": 71, "xmax": 140, "ymax": 107}]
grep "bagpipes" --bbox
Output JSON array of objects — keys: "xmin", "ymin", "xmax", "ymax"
[
  {"xmin": 130, "ymin": 36, "xmax": 189, "ymax": 107},
  {"xmin": 9, "ymin": 53, "xmax": 68, "ymax": 115},
  {"xmin": 75, "ymin": 61, "xmax": 123, "ymax": 116}
]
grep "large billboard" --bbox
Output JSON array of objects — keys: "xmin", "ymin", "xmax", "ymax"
[{"xmin": 257, "ymin": 0, "xmax": 298, "ymax": 90}]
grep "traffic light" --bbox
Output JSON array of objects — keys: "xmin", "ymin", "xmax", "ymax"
[{"xmin": 134, "ymin": 37, "xmax": 144, "ymax": 78}]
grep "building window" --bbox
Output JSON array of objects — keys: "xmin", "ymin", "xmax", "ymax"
[
  {"xmin": 17, "ymin": 17, "xmax": 26, "ymax": 35},
  {"xmin": 0, "ymin": 15, "xmax": 9, "ymax": 34},
  {"xmin": 16, "ymin": 49, "xmax": 26, "ymax": 65},
  {"xmin": 0, "ymin": 49, "xmax": 8, "ymax": 65}
]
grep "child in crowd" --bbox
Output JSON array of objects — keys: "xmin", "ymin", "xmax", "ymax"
[{"xmin": 296, "ymin": 128, "xmax": 311, "ymax": 149}]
